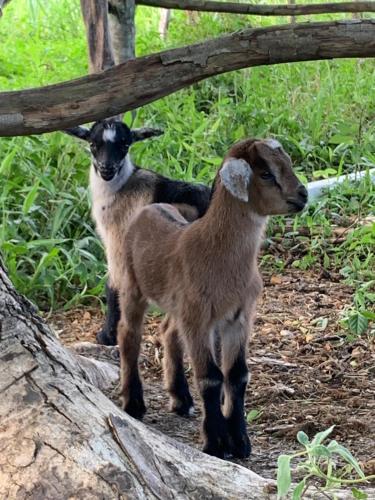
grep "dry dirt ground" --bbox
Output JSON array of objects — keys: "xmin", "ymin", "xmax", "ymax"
[{"xmin": 51, "ymin": 270, "xmax": 375, "ymax": 482}]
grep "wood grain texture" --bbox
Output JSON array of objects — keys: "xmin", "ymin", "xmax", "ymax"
[
  {"xmin": 0, "ymin": 262, "xmax": 274, "ymax": 499},
  {"xmin": 136, "ymin": 0, "xmax": 375, "ymax": 15},
  {"xmin": 0, "ymin": 20, "xmax": 374, "ymax": 136},
  {"xmin": 80, "ymin": 0, "xmax": 115, "ymax": 73}
]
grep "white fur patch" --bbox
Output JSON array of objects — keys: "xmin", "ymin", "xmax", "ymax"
[
  {"xmin": 265, "ymin": 138, "xmax": 282, "ymax": 150},
  {"xmin": 103, "ymin": 127, "xmax": 117, "ymax": 142},
  {"xmin": 220, "ymin": 157, "xmax": 252, "ymax": 202},
  {"xmin": 188, "ymin": 406, "xmax": 195, "ymax": 417}
]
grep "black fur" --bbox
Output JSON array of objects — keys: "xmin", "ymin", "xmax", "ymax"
[
  {"xmin": 200, "ymin": 360, "xmax": 230, "ymax": 459},
  {"xmin": 169, "ymin": 363, "xmax": 194, "ymax": 417},
  {"xmin": 123, "ymin": 371, "xmax": 146, "ymax": 420},
  {"xmin": 153, "ymin": 177, "xmax": 210, "ymax": 218},
  {"xmin": 226, "ymin": 349, "xmax": 251, "ymax": 458},
  {"xmin": 96, "ymin": 284, "xmax": 121, "ymax": 345}
]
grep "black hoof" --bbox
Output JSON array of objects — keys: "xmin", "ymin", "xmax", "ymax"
[
  {"xmin": 171, "ymin": 393, "xmax": 195, "ymax": 417},
  {"xmin": 96, "ymin": 329, "xmax": 117, "ymax": 346},
  {"xmin": 202, "ymin": 425, "xmax": 231, "ymax": 459},
  {"xmin": 123, "ymin": 398, "xmax": 146, "ymax": 420},
  {"xmin": 202, "ymin": 438, "xmax": 231, "ymax": 459},
  {"xmin": 230, "ymin": 432, "xmax": 251, "ymax": 459}
]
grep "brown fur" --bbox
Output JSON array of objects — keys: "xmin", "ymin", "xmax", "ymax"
[{"xmin": 117, "ymin": 138, "xmax": 307, "ymax": 457}]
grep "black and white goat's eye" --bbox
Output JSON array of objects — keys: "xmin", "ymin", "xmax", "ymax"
[{"xmin": 260, "ymin": 171, "xmax": 275, "ymax": 181}]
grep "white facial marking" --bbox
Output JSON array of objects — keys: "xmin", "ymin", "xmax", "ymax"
[
  {"xmin": 265, "ymin": 139, "xmax": 282, "ymax": 150},
  {"xmin": 103, "ymin": 127, "xmax": 117, "ymax": 142}
]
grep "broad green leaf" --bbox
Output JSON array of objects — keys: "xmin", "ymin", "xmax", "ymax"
[
  {"xmin": 277, "ymin": 455, "xmax": 292, "ymax": 498},
  {"xmin": 327, "ymin": 441, "xmax": 365, "ymax": 479},
  {"xmin": 351, "ymin": 488, "xmax": 368, "ymax": 499},
  {"xmin": 348, "ymin": 313, "xmax": 369, "ymax": 335},
  {"xmin": 311, "ymin": 445, "xmax": 331, "ymax": 458},
  {"xmin": 246, "ymin": 409, "xmax": 262, "ymax": 423},
  {"xmin": 360, "ymin": 310, "xmax": 375, "ymax": 321},
  {"xmin": 22, "ymin": 182, "xmax": 40, "ymax": 215},
  {"xmin": 311, "ymin": 425, "xmax": 335, "ymax": 446},
  {"xmin": 292, "ymin": 479, "xmax": 306, "ymax": 500},
  {"xmin": 297, "ymin": 431, "xmax": 309, "ymax": 446}
]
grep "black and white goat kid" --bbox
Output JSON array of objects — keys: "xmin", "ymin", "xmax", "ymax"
[{"xmin": 65, "ymin": 119, "xmax": 211, "ymax": 345}]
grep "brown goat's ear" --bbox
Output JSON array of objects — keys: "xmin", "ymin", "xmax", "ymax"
[
  {"xmin": 64, "ymin": 126, "xmax": 90, "ymax": 142},
  {"xmin": 131, "ymin": 127, "xmax": 164, "ymax": 143},
  {"xmin": 220, "ymin": 157, "xmax": 252, "ymax": 202}
]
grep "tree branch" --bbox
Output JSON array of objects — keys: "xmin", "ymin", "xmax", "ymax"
[
  {"xmin": 136, "ymin": 0, "xmax": 375, "ymax": 16},
  {"xmin": 108, "ymin": 0, "xmax": 136, "ymax": 63},
  {"xmin": 0, "ymin": 20, "xmax": 374, "ymax": 136},
  {"xmin": 80, "ymin": 0, "xmax": 115, "ymax": 73}
]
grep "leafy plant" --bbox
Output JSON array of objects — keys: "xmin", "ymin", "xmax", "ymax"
[{"xmin": 276, "ymin": 426, "xmax": 375, "ymax": 499}]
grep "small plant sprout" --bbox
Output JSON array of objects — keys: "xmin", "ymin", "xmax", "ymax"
[{"xmin": 276, "ymin": 425, "xmax": 375, "ymax": 499}]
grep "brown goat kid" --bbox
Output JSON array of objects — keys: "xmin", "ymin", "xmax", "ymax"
[{"xmin": 118, "ymin": 138, "xmax": 308, "ymax": 459}]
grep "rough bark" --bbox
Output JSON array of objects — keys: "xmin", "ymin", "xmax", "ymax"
[
  {"xmin": 108, "ymin": 0, "xmax": 136, "ymax": 63},
  {"xmin": 0, "ymin": 0, "xmax": 11, "ymax": 16},
  {"xmin": 136, "ymin": 0, "xmax": 375, "ymax": 16},
  {"xmin": 0, "ymin": 262, "xmax": 276, "ymax": 499},
  {"xmin": 0, "ymin": 20, "xmax": 374, "ymax": 136},
  {"xmin": 80, "ymin": 0, "xmax": 115, "ymax": 73}
]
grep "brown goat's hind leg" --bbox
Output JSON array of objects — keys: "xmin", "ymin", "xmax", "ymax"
[
  {"xmin": 221, "ymin": 318, "xmax": 251, "ymax": 458},
  {"xmin": 185, "ymin": 329, "xmax": 230, "ymax": 459},
  {"xmin": 118, "ymin": 285, "xmax": 147, "ymax": 420},
  {"xmin": 162, "ymin": 317, "xmax": 194, "ymax": 416}
]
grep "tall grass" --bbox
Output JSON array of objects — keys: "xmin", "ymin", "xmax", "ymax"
[{"xmin": 0, "ymin": 0, "xmax": 374, "ymax": 312}]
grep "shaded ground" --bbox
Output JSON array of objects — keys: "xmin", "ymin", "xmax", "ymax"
[{"xmin": 52, "ymin": 270, "xmax": 375, "ymax": 481}]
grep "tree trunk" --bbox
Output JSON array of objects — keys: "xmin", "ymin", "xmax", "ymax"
[
  {"xmin": 0, "ymin": 20, "xmax": 374, "ymax": 136},
  {"xmin": 80, "ymin": 0, "xmax": 115, "ymax": 73},
  {"xmin": 108, "ymin": 0, "xmax": 136, "ymax": 63},
  {"xmin": 0, "ymin": 261, "xmax": 276, "ymax": 499},
  {"xmin": 136, "ymin": 0, "xmax": 375, "ymax": 16}
]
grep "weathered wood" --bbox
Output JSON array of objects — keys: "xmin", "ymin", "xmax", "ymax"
[
  {"xmin": 0, "ymin": 262, "xmax": 275, "ymax": 499},
  {"xmin": 137, "ymin": 0, "xmax": 375, "ymax": 16},
  {"xmin": 80, "ymin": 0, "xmax": 115, "ymax": 73},
  {"xmin": 0, "ymin": 0, "xmax": 10, "ymax": 15},
  {"xmin": 0, "ymin": 20, "xmax": 374, "ymax": 136},
  {"xmin": 108, "ymin": 0, "xmax": 136, "ymax": 62}
]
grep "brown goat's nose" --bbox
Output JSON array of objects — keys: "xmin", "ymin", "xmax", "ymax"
[{"xmin": 298, "ymin": 185, "xmax": 308, "ymax": 202}]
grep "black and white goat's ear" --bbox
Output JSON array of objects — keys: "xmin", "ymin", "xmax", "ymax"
[
  {"xmin": 131, "ymin": 127, "xmax": 164, "ymax": 143},
  {"xmin": 64, "ymin": 126, "xmax": 91, "ymax": 141},
  {"xmin": 220, "ymin": 157, "xmax": 252, "ymax": 202}
]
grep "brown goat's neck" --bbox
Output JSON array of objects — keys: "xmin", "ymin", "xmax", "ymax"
[{"xmin": 196, "ymin": 182, "xmax": 267, "ymax": 261}]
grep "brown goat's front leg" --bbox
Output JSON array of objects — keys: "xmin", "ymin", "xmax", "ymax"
[
  {"xmin": 221, "ymin": 314, "xmax": 251, "ymax": 458},
  {"xmin": 161, "ymin": 317, "xmax": 194, "ymax": 416},
  {"xmin": 185, "ymin": 328, "xmax": 230, "ymax": 458},
  {"xmin": 118, "ymin": 285, "xmax": 147, "ymax": 420}
]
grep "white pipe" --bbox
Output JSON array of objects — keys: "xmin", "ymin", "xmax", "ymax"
[{"xmin": 307, "ymin": 168, "xmax": 375, "ymax": 201}]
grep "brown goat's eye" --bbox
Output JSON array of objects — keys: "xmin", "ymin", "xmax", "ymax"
[{"xmin": 260, "ymin": 172, "xmax": 275, "ymax": 181}]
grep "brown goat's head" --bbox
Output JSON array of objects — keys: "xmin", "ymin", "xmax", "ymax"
[{"xmin": 221, "ymin": 138, "xmax": 307, "ymax": 215}]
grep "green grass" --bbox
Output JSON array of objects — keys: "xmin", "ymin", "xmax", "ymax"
[{"xmin": 0, "ymin": 0, "xmax": 374, "ymax": 329}]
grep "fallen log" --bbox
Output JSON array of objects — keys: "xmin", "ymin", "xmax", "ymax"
[
  {"xmin": 0, "ymin": 20, "xmax": 374, "ymax": 136},
  {"xmin": 136, "ymin": 0, "xmax": 375, "ymax": 16},
  {"xmin": 0, "ymin": 261, "xmax": 275, "ymax": 498}
]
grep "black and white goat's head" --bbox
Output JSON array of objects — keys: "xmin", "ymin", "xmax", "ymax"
[{"xmin": 65, "ymin": 119, "xmax": 163, "ymax": 181}]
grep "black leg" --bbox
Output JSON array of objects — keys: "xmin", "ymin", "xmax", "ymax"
[
  {"xmin": 96, "ymin": 282, "xmax": 121, "ymax": 345},
  {"xmin": 162, "ymin": 321, "xmax": 194, "ymax": 416},
  {"xmin": 199, "ymin": 359, "xmax": 230, "ymax": 459},
  {"xmin": 123, "ymin": 371, "xmax": 146, "ymax": 420},
  {"xmin": 224, "ymin": 349, "xmax": 251, "ymax": 459}
]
